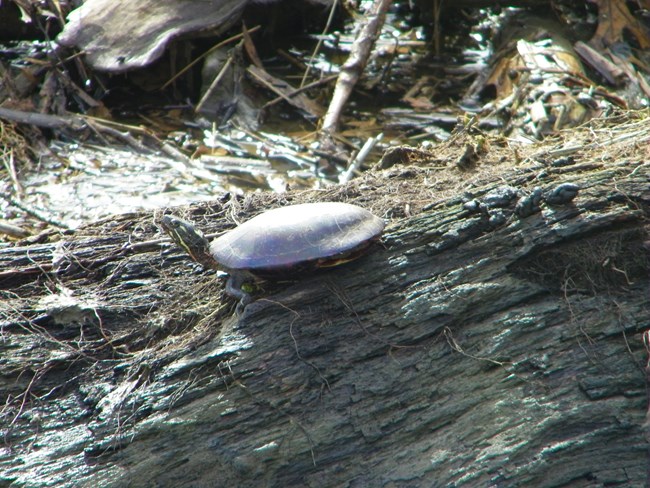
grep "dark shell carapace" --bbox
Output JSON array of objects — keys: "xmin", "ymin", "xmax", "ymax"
[{"xmin": 210, "ymin": 202, "xmax": 384, "ymax": 273}]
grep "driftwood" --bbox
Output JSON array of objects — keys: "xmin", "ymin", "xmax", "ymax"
[
  {"xmin": 57, "ymin": 0, "xmax": 247, "ymax": 72},
  {"xmin": 0, "ymin": 159, "xmax": 648, "ymax": 486}
]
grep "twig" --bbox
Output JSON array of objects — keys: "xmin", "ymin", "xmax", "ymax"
[
  {"xmin": 247, "ymin": 65, "xmax": 324, "ymax": 117},
  {"xmin": 0, "ymin": 107, "xmax": 84, "ymax": 130},
  {"xmin": 263, "ymin": 74, "xmax": 337, "ymax": 111},
  {"xmin": 86, "ymin": 119, "xmax": 152, "ymax": 153},
  {"xmin": 161, "ymin": 26, "xmax": 261, "ymax": 90},
  {"xmin": 0, "ymin": 191, "xmax": 70, "ymax": 229},
  {"xmin": 339, "ymin": 133, "xmax": 383, "ymax": 183},
  {"xmin": 0, "ymin": 108, "xmax": 161, "ymax": 155},
  {"xmin": 300, "ymin": 0, "xmax": 340, "ymax": 88},
  {"xmin": 195, "ymin": 53, "xmax": 234, "ymax": 114},
  {"xmin": 2, "ymin": 146, "xmax": 23, "ymax": 196}
]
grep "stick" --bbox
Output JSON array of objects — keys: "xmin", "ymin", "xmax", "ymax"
[
  {"xmin": 339, "ymin": 133, "xmax": 382, "ymax": 183},
  {"xmin": 0, "ymin": 107, "xmax": 84, "ymax": 130},
  {"xmin": 320, "ymin": 0, "xmax": 392, "ymax": 135}
]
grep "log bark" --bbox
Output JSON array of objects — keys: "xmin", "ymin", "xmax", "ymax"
[{"xmin": 0, "ymin": 159, "xmax": 648, "ymax": 487}]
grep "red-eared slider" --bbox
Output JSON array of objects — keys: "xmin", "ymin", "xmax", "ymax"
[{"xmin": 161, "ymin": 202, "xmax": 385, "ymax": 311}]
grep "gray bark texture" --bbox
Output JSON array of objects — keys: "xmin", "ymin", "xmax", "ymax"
[
  {"xmin": 57, "ymin": 0, "xmax": 246, "ymax": 72},
  {"xmin": 1, "ymin": 159, "xmax": 649, "ymax": 487}
]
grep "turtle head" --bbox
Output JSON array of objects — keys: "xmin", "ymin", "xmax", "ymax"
[{"xmin": 160, "ymin": 215, "xmax": 217, "ymax": 269}]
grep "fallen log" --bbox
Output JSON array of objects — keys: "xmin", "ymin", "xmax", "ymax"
[{"xmin": 0, "ymin": 158, "xmax": 648, "ymax": 486}]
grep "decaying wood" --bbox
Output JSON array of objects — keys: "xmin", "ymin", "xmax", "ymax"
[
  {"xmin": 574, "ymin": 41, "xmax": 625, "ymax": 86},
  {"xmin": 56, "ymin": 0, "xmax": 247, "ymax": 72},
  {"xmin": 0, "ymin": 107, "xmax": 85, "ymax": 130},
  {"xmin": 0, "ymin": 157, "xmax": 648, "ymax": 486}
]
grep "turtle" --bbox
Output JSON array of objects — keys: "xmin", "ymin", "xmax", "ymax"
[{"xmin": 160, "ymin": 202, "xmax": 385, "ymax": 311}]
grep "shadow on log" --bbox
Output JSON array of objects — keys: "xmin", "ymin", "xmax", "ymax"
[{"xmin": 1, "ymin": 159, "xmax": 648, "ymax": 487}]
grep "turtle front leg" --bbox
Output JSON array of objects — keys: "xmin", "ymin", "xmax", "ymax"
[{"xmin": 225, "ymin": 273, "xmax": 252, "ymax": 314}]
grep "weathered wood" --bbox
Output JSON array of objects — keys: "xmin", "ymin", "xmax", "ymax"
[
  {"xmin": 321, "ymin": 0, "xmax": 391, "ymax": 135},
  {"xmin": 57, "ymin": 0, "xmax": 247, "ymax": 72},
  {"xmin": 0, "ymin": 160, "xmax": 648, "ymax": 487},
  {"xmin": 0, "ymin": 107, "xmax": 85, "ymax": 130}
]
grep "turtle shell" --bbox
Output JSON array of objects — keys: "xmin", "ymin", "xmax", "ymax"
[{"xmin": 210, "ymin": 202, "xmax": 384, "ymax": 274}]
